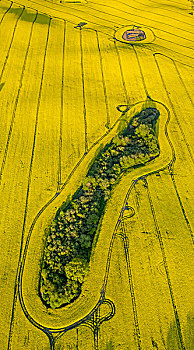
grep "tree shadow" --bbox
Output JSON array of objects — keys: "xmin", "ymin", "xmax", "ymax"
[
  {"xmin": 184, "ymin": 311, "xmax": 194, "ymax": 350},
  {"xmin": 0, "ymin": 82, "xmax": 5, "ymax": 92},
  {"xmin": 167, "ymin": 311, "xmax": 194, "ymax": 350},
  {"xmin": 2, "ymin": 7, "xmax": 50, "ymax": 24}
]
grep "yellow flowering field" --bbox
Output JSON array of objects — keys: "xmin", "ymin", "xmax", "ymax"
[{"xmin": 0, "ymin": 0, "xmax": 193, "ymax": 349}]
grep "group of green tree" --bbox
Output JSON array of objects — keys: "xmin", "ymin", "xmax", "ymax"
[{"xmin": 40, "ymin": 107, "xmax": 160, "ymax": 309}]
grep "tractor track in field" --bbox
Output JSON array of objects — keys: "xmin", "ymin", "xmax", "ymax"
[
  {"xmin": 96, "ymin": 30, "xmax": 110, "ymax": 128},
  {"xmin": 101, "ymin": 98, "xmax": 189, "ymax": 349},
  {"xmin": 131, "ymin": 46, "xmax": 193, "ymax": 346},
  {"xmin": 114, "ymin": 41, "xmax": 149, "ymax": 103},
  {"xmin": 16, "ymin": 104, "xmax": 136, "ymax": 347},
  {"xmin": 89, "ymin": 0, "xmax": 194, "ymax": 36},
  {"xmin": 172, "ymin": 60, "xmax": 194, "ymax": 107},
  {"xmin": 5, "ymin": 0, "xmax": 194, "ymax": 40},
  {"xmin": 0, "ymin": 9, "xmax": 37, "ymax": 186},
  {"xmin": 114, "ymin": 41, "xmax": 129, "ymax": 104},
  {"xmin": 80, "ymin": 27, "xmax": 89, "ymax": 153},
  {"xmin": 101, "ymin": 99, "xmax": 176, "ymax": 350},
  {"xmin": 0, "ymin": 6, "xmax": 24, "ymax": 83},
  {"xmin": 156, "ymin": 36, "xmax": 194, "ymax": 51},
  {"xmin": 57, "ymin": 2, "xmax": 194, "ymax": 52},
  {"xmin": 10, "ymin": 0, "xmax": 113, "ymax": 29},
  {"xmin": 154, "ymin": 53, "xmax": 194, "ymax": 163},
  {"xmin": 75, "ymin": 2, "xmax": 194, "ymax": 60},
  {"xmin": 0, "ymin": 1, "xmax": 192, "ymax": 348},
  {"xmin": 24, "ymin": 0, "xmax": 194, "ymax": 36},
  {"xmin": 150, "ymin": 43, "xmax": 194, "ymax": 64},
  {"xmin": 158, "ymin": 55, "xmax": 194, "ymax": 246},
  {"xmin": 0, "ymin": 1, "xmax": 13, "ymax": 25},
  {"xmin": 8, "ymin": 9, "xmax": 190, "ymax": 346},
  {"xmin": 145, "ymin": 179, "xmax": 186, "ymax": 350},
  {"xmin": 169, "ymin": 170, "xmax": 194, "ymax": 244},
  {"xmin": 39, "ymin": 2, "xmax": 194, "ymax": 62},
  {"xmin": 57, "ymin": 19, "xmax": 66, "ymax": 191},
  {"xmin": 15, "ymin": 97, "xmax": 171, "ymax": 350},
  {"xmin": 132, "ymin": 45, "xmax": 149, "ymax": 97},
  {"xmin": 7, "ymin": 16, "xmax": 51, "ymax": 350},
  {"xmin": 133, "ymin": 0, "xmax": 189, "ymax": 13},
  {"xmin": 74, "ymin": 2, "xmax": 194, "ymax": 46},
  {"xmin": 134, "ymin": 47, "xmax": 194, "ymax": 244},
  {"xmin": 119, "ymin": 217, "xmax": 142, "ymax": 349},
  {"xmin": 131, "ymin": 184, "xmax": 168, "ymax": 349},
  {"xmin": 4, "ymin": 0, "xmax": 194, "ymax": 68}
]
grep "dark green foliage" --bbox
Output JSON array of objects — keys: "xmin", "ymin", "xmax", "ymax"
[{"xmin": 40, "ymin": 108, "xmax": 160, "ymax": 308}]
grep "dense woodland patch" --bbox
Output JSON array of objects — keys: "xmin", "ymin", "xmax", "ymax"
[{"xmin": 40, "ymin": 107, "xmax": 160, "ymax": 308}]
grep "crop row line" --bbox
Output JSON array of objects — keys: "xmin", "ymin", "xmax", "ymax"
[
  {"xmin": 169, "ymin": 169, "xmax": 194, "ymax": 244},
  {"xmin": 156, "ymin": 35, "xmax": 194, "ymax": 51},
  {"xmin": 74, "ymin": 5, "xmax": 194, "ymax": 61},
  {"xmin": 102, "ymin": 92, "xmax": 176, "ymax": 289},
  {"xmin": 12, "ymin": 0, "xmax": 113, "ymax": 29},
  {"xmin": 0, "ymin": 6, "xmax": 24, "ymax": 83},
  {"xmin": 15, "ymin": 0, "xmax": 193, "ymax": 48},
  {"xmin": 89, "ymin": 0, "xmax": 194, "ymax": 35},
  {"xmin": 58, "ymin": 20, "xmax": 66, "ymax": 190},
  {"xmin": 0, "ymin": 6, "xmax": 188, "ymax": 348},
  {"xmin": 15, "ymin": 97, "xmax": 177, "ymax": 350},
  {"xmin": 143, "ymin": 0, "xmax": 184, "ymax": 7},
  {"xmin": 79, "ymin": 26, "xmax": 111, "ymax": 130},
  {"xmin": 17, "ymin": 95, "xmax": 131, "ymax": 335},
  {"xmin": 132, "ymin": 183, "xmax": 168, "ymax": 348},
  {"xmin": 115, "ymin": 0, "xmax": 192, "ymax": 20},
  {"xmin": 154, "ymin": 53, "xmax": 194, "ymax": 163},
  {"xmin": 114, "ymin": 41, "xmax": 129, "ymax": 104},
  {"xmin": 3, "ymin": 0, "xmax": 194, "ymax": 45},
  {"xmin": 4, "ymin": 0, "xmax": 194, "ymax": 67},
  {"xmin": 132, "ymin": 45, "xmax": 149, "ymax": 98},
  {"xmin": 40, "ymin": 0, "xmax": 194, "ymax": 40},
  {"xmin": 172, "ymin": 60, "xmax": 194, "ymax": 107},
  {"xmin": 134, "ymin": 49, "xmax": 193, "ymax": 160},
  {"xmin": 134, "ymin": 48, "xmax": 194, "ymax": 245},
  {"xmin": 0, "ymin": 7, "xmax": 34, "ymax": 186},
  {"xmin": 80, "ymin": 28, "xmax": 88, "ymax": 153},
  {"xmin": 151, "ymin": 42, "xmax": 194, "ymax": 63},
  {"xmin": 70, "ymin": 1, "xmax": 194, "ymax": 45},
  {"xmin": 145, "ymin": 178, "xmax": 186, "ymax": 350},
  {"xmin": 17, "ymin": 98, "xmax": 159, "ymax": 341},
  {"xmin": 157, "ymin": 56, "xmax": 194, "ymax": 246},
  {"xmin": 100, "ymin": 101, "xmax": 171, "ymax": 350},
  {"xmin": 119, "ymin": 218, "xmax": 142, "ymax": 349},
  {"xmin": 0, "ymin": 1, "xmax": 13, "ymax": 25},
  {"xmin": 96, "ymin": 30, "xmax": 110, "ymax": 128},
  {"xmin": 7, "ymin": 16, "xmax": 51, "ymax": 350}
]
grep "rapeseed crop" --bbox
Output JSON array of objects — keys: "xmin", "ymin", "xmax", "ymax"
[{"xmin": 0, "ymin": 0, "xmax": 193, "ymax": 349}]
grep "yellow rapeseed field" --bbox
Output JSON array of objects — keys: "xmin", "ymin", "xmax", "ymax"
[{"xmin": 0, "ymin": 0, "xmax": 193, "ymax": 349}]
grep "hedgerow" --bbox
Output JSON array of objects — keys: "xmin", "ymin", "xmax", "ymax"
[{"xmin": 40, "ymin": 107, "xmax": 160, "ymax": 308}]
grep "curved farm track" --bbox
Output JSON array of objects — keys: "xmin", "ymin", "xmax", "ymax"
[{"xmin": 0, "ymin": 0, "xmax": 193, "ymax": 349}]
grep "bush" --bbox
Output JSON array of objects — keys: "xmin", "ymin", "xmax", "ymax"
[{"xmin": 65, "ymin": 258, "xmax": 88, "ymax": 283}]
